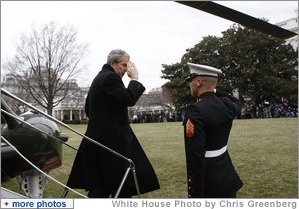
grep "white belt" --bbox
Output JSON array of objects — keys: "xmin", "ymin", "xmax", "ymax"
[{"xmin": 205, "ymin": 145, "xmax": 227, "ymax": 158}]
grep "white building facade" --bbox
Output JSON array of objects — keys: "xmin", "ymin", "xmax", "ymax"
[{"xmin": 276, "ymin": 8, "xmax": 298, "ymax": 50}]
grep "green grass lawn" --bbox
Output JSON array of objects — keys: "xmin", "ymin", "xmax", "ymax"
[{"xmin": 2, "ymin": 118, "xmax": 298, "ymax": 198}]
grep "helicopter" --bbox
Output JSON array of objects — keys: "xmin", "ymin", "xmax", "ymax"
[
  {"xmin": 176, "ymin": 1, "xmax": 297, "ymax": 40},
  {"xmin": 1, "ymin": 90, "xmax": 69, "ymax": 198},
  {"xmin": 1, "ymin": 87, "xmax": 140, "ymax": 198},
  {"xmin": 1, "ymin": 1, "xmax": 297, "ymax": 199}
]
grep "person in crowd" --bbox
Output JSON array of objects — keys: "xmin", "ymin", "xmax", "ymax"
[
  {"xmin": 183, "ymin": 62, "xmax": 243, "ymax": 198},
  {"xmin": 67, "ymin": 49, "xmax": 160, "ymax": 198}
]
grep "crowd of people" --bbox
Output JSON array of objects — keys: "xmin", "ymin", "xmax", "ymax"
[
  {"xmin": 132, "ymin": 111, "xmax": 183, "ymax": 123},
  {"xmin": 132, "ymin": 100, "xmax": 298, "ymax": 124},
  {"xmin": 241, "ymin": 100, "xmax": 298, "ymax": 119}
]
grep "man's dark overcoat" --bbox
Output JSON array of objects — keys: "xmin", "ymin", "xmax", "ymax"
[
  {"xmin": 183, "ymin": 91, "xmax": 243, "ymax": 198},
  {"xmin": 67, "ymin": 64, "xmax": 160, "ymax": 196}
]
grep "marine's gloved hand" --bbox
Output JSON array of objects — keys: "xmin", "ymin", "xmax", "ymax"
[
  {"xmin": 215, "ymin": 89, "xmax": 239, "ymax": 103},
  {"xmin": 214, "ymin": 89, "xmax": 228, "ymax": 97},
  {"xmin": 127, "ymin": 61, "xmax": 139, "ymax": 80}
]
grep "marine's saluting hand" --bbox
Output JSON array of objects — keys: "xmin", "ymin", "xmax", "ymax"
[{"xmin": 127, "ymin": 61, "xmax": 139, "ymax": 80}]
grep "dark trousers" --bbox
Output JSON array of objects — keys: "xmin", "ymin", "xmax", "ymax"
[{"xmin": 88, "ymin": 189, "xmax": 132, "ymax": 198}]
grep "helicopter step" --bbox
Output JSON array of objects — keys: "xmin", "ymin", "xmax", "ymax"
[{"xmin": 1, "ymin": 187, "xmax": 25, "ymax": 198}]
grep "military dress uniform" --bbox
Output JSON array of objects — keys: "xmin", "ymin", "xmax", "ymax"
[{"xmin": 183, "ymin": 63, "xmax": 243, "ymax": 198}]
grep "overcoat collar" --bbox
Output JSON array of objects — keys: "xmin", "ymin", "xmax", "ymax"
[{"xmin": 102, "ymin": 64, "xmax": 115, "ymax": 73}]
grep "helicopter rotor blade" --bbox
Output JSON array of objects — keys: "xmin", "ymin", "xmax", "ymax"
[{"xmin": 176, "ymin": 1, "xmax": 298, "ymax": 39}]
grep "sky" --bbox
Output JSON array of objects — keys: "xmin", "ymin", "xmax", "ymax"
[{"xmin": 1, "ymin": 1, "xmax": 298, "ymax": 93}]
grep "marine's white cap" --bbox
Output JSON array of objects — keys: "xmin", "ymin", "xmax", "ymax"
[{"xmin": 186, "ymin": 62, "xmax": 222, "ymax": 81}]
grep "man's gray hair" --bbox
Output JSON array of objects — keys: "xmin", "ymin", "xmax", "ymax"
[{"xmin": 107, "ymin": 49, "xmax": 130, "ymax": 64}]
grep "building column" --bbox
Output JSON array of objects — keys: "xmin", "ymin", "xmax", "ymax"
[
  {"xmin": 79, "ymin": 109, "xmax": 82, "ymax": 120},
  {"xmin": 70, "ymin": 109, "xmax": 73, "ymax": 121},
  {"xmin": 60, "ymin": 110, "xmax": 64, "ymax": 121}
]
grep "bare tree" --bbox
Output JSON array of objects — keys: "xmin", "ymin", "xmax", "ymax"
[{"xmin": 5, "ymin": 22, "xmax": 88, "ymax": 115}]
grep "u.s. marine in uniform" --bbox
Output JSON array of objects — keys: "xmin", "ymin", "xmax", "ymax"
[{"xmin": 183, "ymin": 62, "xmax": 243, "ymax": 198}]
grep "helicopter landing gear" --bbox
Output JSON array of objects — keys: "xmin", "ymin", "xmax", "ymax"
[{"xmin": 17, "ymin": 169, "xmax": 48, "ymax": 198}]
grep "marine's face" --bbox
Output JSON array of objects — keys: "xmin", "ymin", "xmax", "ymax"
[{"xmin": 111, "ymin": 56, "xmax": 129, "ymax": 78}]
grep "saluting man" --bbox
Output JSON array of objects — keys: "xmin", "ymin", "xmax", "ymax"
[
  {"xmin": 67, "ymin": 49, "xmax": 160, "ymax": 198},
  {"xmin": 183, "ymin": 62, "xmax": 243, "ymax": 198}
]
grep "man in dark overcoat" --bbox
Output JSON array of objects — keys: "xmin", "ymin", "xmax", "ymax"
[
  {"xmin": 67, "ymin": 49, "xmax": 160, "ymax": 197},
  {"xmin": 183, "ymin": 62, "xmax": 243, "ymax": 198}
]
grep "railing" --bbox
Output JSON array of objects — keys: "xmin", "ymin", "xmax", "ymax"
[{"xmin": 1, "ymin": 87, "xmax": 141, "ymax": 198}]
